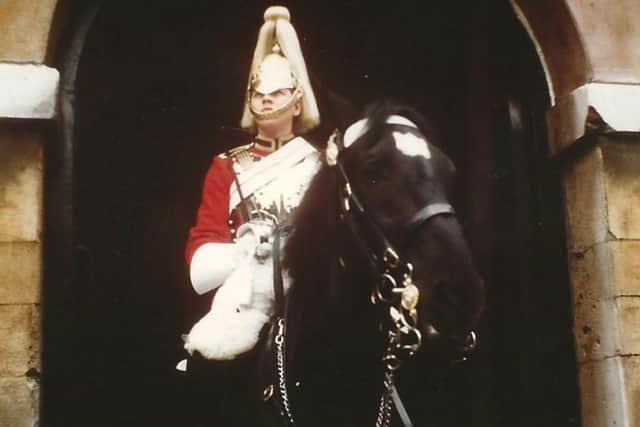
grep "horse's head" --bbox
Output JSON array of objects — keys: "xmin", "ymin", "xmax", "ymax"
[{"xmin": 331, "ymin": 101, "xmax": 485, "ymax": 362}]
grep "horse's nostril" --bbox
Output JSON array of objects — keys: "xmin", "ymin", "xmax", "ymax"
[{"xmin": 435, "ymin": 281, "xmax": 458, "ymax": 310}]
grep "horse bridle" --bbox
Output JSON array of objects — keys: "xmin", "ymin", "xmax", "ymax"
[
  {"xmin": 327, "ymin": 117, "xmax": 475, "ymax": 427},
  {"xmin": 269, "ymin": 117, "xmax": 477, "ymax": 427}
]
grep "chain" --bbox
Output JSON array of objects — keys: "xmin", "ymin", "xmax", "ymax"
[
  {"xmin": 372, "ymin": 261, "xmax": 422, "ymax": 427},
  {"xmin": 375, "ymin": 371, "xmax": 395, "ymax": 427},
  {"xmin": 276, "ymin": 318, "xmax": 296, "ymax": 425},
  {"xmin": 274, "ymin": 256, "xmax": 421, "ymax": 427}
]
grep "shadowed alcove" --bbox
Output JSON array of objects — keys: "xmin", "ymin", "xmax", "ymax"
[{"xmin": 43, "ymin": 1, "xmax": 580, "ymax": 425}]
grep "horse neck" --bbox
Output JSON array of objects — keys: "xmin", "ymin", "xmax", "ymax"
[
  {"xmin": 286, "ymin": 259, "xmax": 386, "ymax": 425},
  {"xmin": 281, "ymin": 172, "xmax": 391, "ymax": 423},
  {"xmin": 287, "ymin": 232, "xmax": 384, "ymax": 366}
]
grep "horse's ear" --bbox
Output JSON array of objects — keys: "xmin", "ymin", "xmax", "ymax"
[{"xmin": 306, "ymin": 72, "xmax": 358, "ymax": 147}]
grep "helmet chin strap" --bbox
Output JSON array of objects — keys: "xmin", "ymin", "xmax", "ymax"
[{"xmin": 249, "ymin": 87, "xmax": 303, "ymax": 121}]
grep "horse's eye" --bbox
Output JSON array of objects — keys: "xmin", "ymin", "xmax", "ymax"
[
  {"xmin": 364, "ymin": 162, "xmax": 390, "ymax": 186},
  {"xmin": 366, "ymin": 170, "xmax": 382, "ymax": 185},
  {"xmin": 366, "ymin": 168, "xmax": 390, "ymax": 186}
]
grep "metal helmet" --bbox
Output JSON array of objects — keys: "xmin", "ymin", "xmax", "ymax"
[{"xmin": 241, "ymin": 6, "xmax": 320, "ymax": 134}]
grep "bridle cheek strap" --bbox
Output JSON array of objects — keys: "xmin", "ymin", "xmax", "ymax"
[
  {"xmin": 406, "ymin": 203, "xmax": 455, "ymax": 237},
  {"xmin": 336, "ymin": 158, "xmax": 455, "ymax": 275},
  {"xmin": 328, "ymin": 122, "xmax": 457, "ymax": 427}
]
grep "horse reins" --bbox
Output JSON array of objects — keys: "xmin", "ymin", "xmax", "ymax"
[
  {"xmin": 268, "ymin": 116, "xmax": 460, "ymax": 427},
  {"xmin": 328, "ymin": 119, "xmax": 456, "ymax": 427},
  {"xmin": 271, "ymin": 226, "xmax": 296, "ymax": 425}
]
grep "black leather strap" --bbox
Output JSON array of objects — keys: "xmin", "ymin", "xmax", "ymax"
[
  {"xmin": 391, "ymin": 383, "xmax": 415, "ymax": 427},
  {"xmin": 404, "ymin": 203, "xmax": 456, "ymax": 243},
  {"xmin": 272, "ymin": 226, "xmax": 285, "ymax": 318},
  {"xmin": 408, "ymin": 203, "xmax": 455, "ymax": 231}
]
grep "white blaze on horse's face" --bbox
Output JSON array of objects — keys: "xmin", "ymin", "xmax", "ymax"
[
  {"xmin": 342, "ymin": 115, "xmax": 429, "ymax": 160},
  {"xmin": 392, "ymin": 131, "xmax": 431, "ymax": 159}
]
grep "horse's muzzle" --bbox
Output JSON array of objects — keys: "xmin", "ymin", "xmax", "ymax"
[{"xmin": 423, "ymin": 321, "xmax": 478, "ymax": 361}]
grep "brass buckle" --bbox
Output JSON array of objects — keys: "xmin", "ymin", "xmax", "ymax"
[
  {"xmin": 325, "ymin": 130, "xmax": 340, "ymax": 166},
  {"xmin": 263, "ymin": 384, "xmax": 274, "ymax": 401},
  {"xmin": 383, "ymin": 247, "xmax": 400, "ymax": 268}
]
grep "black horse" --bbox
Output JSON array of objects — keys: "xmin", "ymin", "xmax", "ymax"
[{"xmin": 247, "ymin": 101, "xmax": 486, "ymax": 427}]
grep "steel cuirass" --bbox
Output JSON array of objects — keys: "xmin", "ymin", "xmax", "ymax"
[{"xmin": 228, "ymin": 136, "xmax": 320, "ymax": 229}]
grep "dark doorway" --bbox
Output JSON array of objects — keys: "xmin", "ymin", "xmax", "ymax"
[{"xmin": 43, "ymin": 1, "xmax": 580, "ymax": 426}]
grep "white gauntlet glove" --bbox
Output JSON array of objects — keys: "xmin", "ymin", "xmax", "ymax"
[
  {"xmin": 184, "ymin": 220, "xmax": 279, "ymax": 360},
  {"xmin": 235, "ymin": 220, "xmax": 274, "ymax": 263},
  {"xmin": 188, "ymin": 220, "xmax": 274, "ymax": 295}
]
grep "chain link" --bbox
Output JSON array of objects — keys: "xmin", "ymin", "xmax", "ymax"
[
  {"xmin": 375, "ymin": 371, "xmax": 395, "ymax": 427},
  {"xmin": 275, "ymin": 256, "xmax": 421, "ymax": 427},
  {"xmin": 373, "ymin": 262, "xmax": 423, "ymax": 427},
  {"xmin": 276, "ymin": 318, "xmax": 296, "ymax": 425}
]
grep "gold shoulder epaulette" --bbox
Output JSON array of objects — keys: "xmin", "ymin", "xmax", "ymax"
[{"xmin": 219, "ymin": 143, "xmax": 254, "ymax": 159}]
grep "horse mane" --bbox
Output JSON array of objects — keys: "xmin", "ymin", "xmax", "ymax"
[
  {"xmin": 268, "ymin": 100, "xmax": 483, "ymax": 425},
  {"xmin": 283, "ymin": 99, "xmax": 435, "ymax": 312},
  {"xmin": 283, "ymin": 162, "xmax": 339, "ymax": 307}
]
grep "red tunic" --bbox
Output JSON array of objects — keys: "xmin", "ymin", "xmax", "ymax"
[{"xmin": 184, "ymin": 144, "xmax": 272, "ymax": 263}]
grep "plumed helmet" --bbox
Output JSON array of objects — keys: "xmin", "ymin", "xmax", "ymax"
[
  {"xmin": 251, "ymin": 44, "xmax": 297, "ymax": 95},
  {"xmin": 241, "ymin": 6, "xmax": 320, "ymax": 134}
]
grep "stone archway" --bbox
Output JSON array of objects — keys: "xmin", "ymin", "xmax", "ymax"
[
  {"xmin": 1, "ymin": 1, "xmax": 639, "ymax": 426},
  {"xmin": 44, "ymin": 2, "xmax": 580, "ymax": 426},
  {"xmin": 512, "ymin": 1, "xmax": 640, "ymax": 426}
]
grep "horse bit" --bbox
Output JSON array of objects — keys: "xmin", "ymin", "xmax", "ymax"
[
  {"xmin": 330, "ymin": 118, "xmax": 478, "ymax": 427},
  {"xmin": 328, "ymin": 123, "xmax": 444, "ymax": 427},
  {"xmin": 271, "ymin": 118, "xmax": 477, "ymax": 427}
]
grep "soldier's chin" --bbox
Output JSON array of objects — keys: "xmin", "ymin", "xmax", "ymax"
[
  {"xmin": 254, "ymin": 111, "xmax": 291, "ymax": 128},
  {"xmin": 253, "ymin": 108, "xmax": 285, "ymax": 122},
  {"xmin": 254, "ymin": 115, "xmax": 278, "ymax": 127}
]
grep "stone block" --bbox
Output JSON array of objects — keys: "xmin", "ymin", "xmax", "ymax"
[
  {"xmin": 622, "ymin": 355, "xmax": 640, "ymax": 427},
  {"xmin": 0, "ymin": 64, "xmax": 59, "ymax": 119},
  {"xmin": 566, "ymin": 0, "xmax": 640, "ymax": 83},
  {"xmin": 0, "ymin": 305, "xmax": 40, "ymax": 377},
  {"xmin": 562, "ymin": 145, "xmax": 609, "ymax": 252},
  {"xmin": 0, "ymin": 376, "xmax": 38, "ymax": 427},
  {"xmin": 0, "ymin": 128, "xmax": 42, "ymax": 242},
  {"xmin": 568, "ymin": 241, "xmax": 621, "ymax": 363},
  {"xmin": 0, "ymin": 241, "xmax": 40, "ymax": 304},
  {"xmin": 610, "ymin": 241, "xmax": 640, "ymax": 296},
  {"xmin": 570, "ymin": 241, "xmax": 640, "ymax": 362},
  {"xmin": 0, "ymin": 0, "xmax": 58, "ymax": 63},
  {"xmin": 618, "ymin": 297, "xmax": 640, "ymax": 356},
  {"xmin": 572, "ymin": 297, "xmax": 621, "ymax": 364},
  {"xmin": 546, "ymin": 84, "xmax": 640, "ymax": 155},
  {"xmin": 601, "ymin": 136, "xmax": 640, "ymax": 240},
  {"xmin": 578, "ymin": 356, "xmax": 627, "ymax": 427},
  {"xmin": 511, "ymin": 0, "xmax": 590, "ymax": 105}
]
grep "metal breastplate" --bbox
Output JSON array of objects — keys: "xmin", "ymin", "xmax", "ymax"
[{"xmin": 228, "ymin": 138, "xmax": 320, "ymax": 229}]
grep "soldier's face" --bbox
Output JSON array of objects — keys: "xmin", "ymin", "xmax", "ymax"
[
  {"xmin": 251, "ymin": 88, "xmax": 301, "ymax": 134},
  {"xmin": 250, "ymin": 88, "xmax": 297, "ymax": 113}
]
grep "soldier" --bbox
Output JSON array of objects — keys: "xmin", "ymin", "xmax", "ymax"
[
  {"xmin": 180, "ymin": 5, "xmax": 321, "ymax": 424},
  {"xmin": 186, "ymin": 4, "xmax": 320, "ymax": 284}
]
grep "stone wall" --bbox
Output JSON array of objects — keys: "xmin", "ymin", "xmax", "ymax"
[
  {"xmin": 0, "ymin": 1, "xmax": 637, "ymax": 426},
  {"xmin": 0, "ymin": 0, "xmax": 59, "ymax": 62},
  {"xmin": 0, "ymin": 129, "xmax": 43, "ymax": 426},
  {"xmin": 0, "ymin": 1, "xmax": 59, "ymax": 426},
  {"xmin": 563, "ymin": 134, "xmax": 640, "ymax": 427},
  {"xmin": 513, "ymin": 1, "xmax": 640, "ymax": 426}
]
